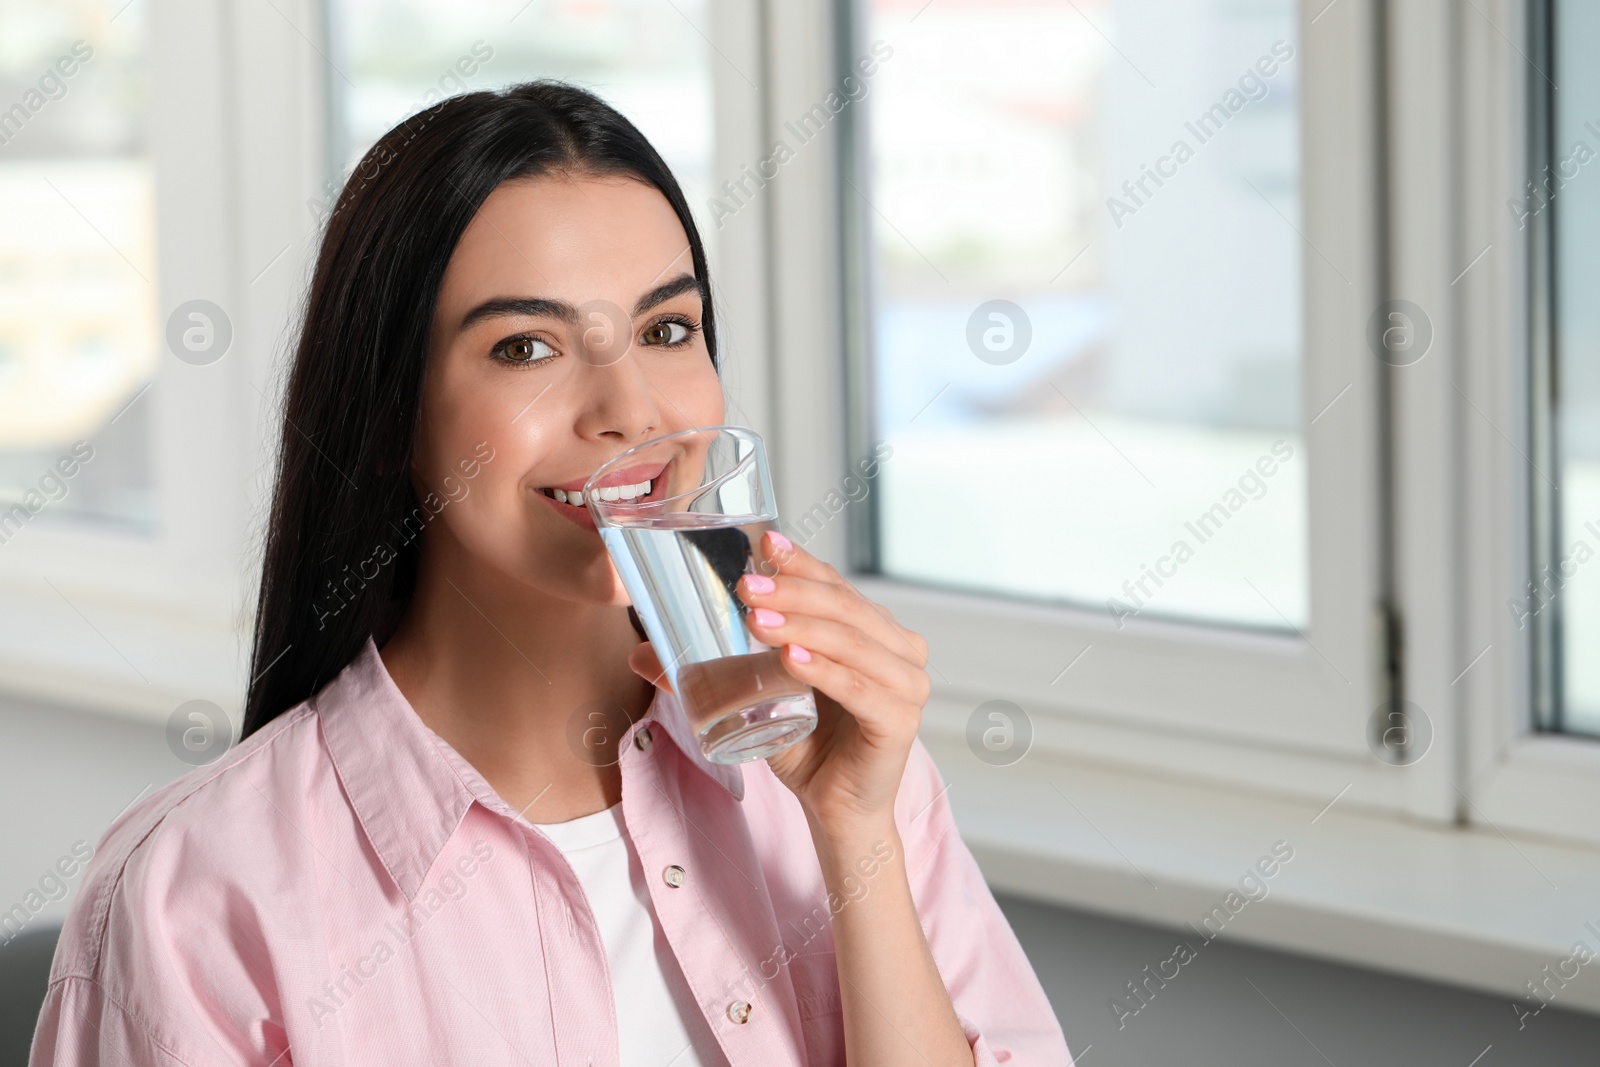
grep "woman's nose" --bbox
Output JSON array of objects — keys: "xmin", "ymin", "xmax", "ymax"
[{"xmin": 572, "ymin": 346, "xmax": 662, "ymax": 442}]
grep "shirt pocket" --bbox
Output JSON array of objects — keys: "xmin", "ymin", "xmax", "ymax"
[{"xmin": 788, "ymin": 951, "xmax": 844, "ymax": 1066}]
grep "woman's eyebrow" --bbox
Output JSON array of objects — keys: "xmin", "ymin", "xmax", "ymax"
[
  {"xmin": 458, "ymin": 273, "xmax": 704, "ymax": 333},
  {"xmin": 459, "ymin": 297, "xmax": 578, "ymax": 332},
  {"xmin": 631, "ymin": 273, "xmax": 704, "ymax": 316}
]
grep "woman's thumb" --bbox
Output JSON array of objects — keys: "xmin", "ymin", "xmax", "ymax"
[{"xmin": 627, "ymin": 642, "xmax": 674, "ymax": 694}]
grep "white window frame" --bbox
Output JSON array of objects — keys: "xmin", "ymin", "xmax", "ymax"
[
  {"xmin": 0, "ymin": 0, "xmax": 778, "ymax": 728},
  {"xmin": 764, "ymin": 0, "xmax": 1416, "ymax": 815},
  {"xmin": 1445, "ymin": 0, "xmax": 1600, "ymax": 848},
  {"xmin": 748, "ymin": 0, "xmax": 1600, "ymax": 1003},
  {"xmin": 759, "ymin": 0, "xmax": 1600, "ymax": 847},
  {"xmin": 0, "ymin": 0, "xmax": 324, "ymax": 724}
]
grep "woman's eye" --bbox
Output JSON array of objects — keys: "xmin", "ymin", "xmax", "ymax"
[
  {"xmin": 494, "ymin": 336, "xmax": 555, "ymax": 364},
  {"xmin": 642, "ymin": 320, "xmax": 690, "ymax": 346}
]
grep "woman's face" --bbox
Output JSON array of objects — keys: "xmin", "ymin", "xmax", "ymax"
[{"xmin": 412, "ymin": 172, "xmax": 724, "ymax": 605}]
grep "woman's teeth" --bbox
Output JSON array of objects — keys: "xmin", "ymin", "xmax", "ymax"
[{"xmin": 549, "ymin": 479, "xmax": 651, "ymax": 506}]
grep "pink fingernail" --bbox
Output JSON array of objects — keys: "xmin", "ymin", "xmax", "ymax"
[
  {"xmin": 752, "ymin": 608, "xmax": 786, "ymax": 628},
  {"xmin": 744, "ymin": 573, "xmax": 776, "ymax": 594},
  {"xmin": 786, "ymin": 643, "xmax": 811, "ymax": 664},
  {"xmin": 767, "ymin": 530, "xmax": 794, "ymax": 553}
]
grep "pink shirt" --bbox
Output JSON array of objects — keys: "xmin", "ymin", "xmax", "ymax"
[{"xmin": 30, "ymin": 638, "xmax": 1071, "ymax": 1066}]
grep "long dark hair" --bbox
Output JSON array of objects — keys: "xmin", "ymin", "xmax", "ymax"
[{"xmin": 242, "ymin": 81, "xmax": 719, "ymax": 739}]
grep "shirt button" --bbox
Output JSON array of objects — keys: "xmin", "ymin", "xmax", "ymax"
[
  {"xmin": 663, "ymin": 864, "xmax": 686, "ymax": 888},
  {"xmin": 727, "ymin": 1000, "xmax": 752, "ymax": 1024},
  {"xmin": 634, "ymin": 726, "xmax": 654, "ymax": 751}
]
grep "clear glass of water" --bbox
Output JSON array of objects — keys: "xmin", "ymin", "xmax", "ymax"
[{"xmin": 584, "ymin": 426, "xmax": 818, "ymax": 764}]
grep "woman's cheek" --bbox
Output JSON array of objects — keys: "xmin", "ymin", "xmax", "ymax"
[
  {"xmin": 657, "ymin": 351, "xmax": 724, "ymax": 426},
  {"xmin": 437, "ymin": 463, "xmax": 521, "ymax": 564},
  {"xmin": 430, "ymin": 432, "xmax": 504, "ymax": 502}
]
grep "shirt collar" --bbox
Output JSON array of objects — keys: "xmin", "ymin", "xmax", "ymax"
[{"xmin": 316, "ymin": 637, "xmax": 743, "ymax": 902}]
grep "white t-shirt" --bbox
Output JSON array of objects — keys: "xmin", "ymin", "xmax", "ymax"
[{"xmin": 532, "ymin": 802, "xmax": 711, "ymax": 1067}]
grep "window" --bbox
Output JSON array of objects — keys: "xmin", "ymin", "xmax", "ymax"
[
  {"xmin": 0, "ymin": 0, "xmax": 269, "ymax": 713},
  {"xmin": 0, "ymin": 0, "xmax": 156, "ymax": 531},
  {"xmin": 327, "ymin": 0, "xmax": 717, "ymax": 245},
  {"xmin": 819, "ymin": 0, "xmax": 1381, "ymax": 767},
  {"xmin": 1537, "ymin": 0, "xmax": 1600, "ymax": 736},
  {"xmin": 4, "ymin": 0, "xmax": 1597, "ymax": 998},
  {"xmin": 849, "ymin": 0, "xmax": 1306, "ymax": 631}
]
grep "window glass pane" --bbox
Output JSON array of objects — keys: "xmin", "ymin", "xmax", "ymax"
[
  {"xmin": 1551, "ymin": 0, "xmax": 1600, "ymax": 733},
  {"xmin": 857, "ymin": 0, "xmax": 1305, "ymax": 629},
  {"xmin": 328, "ymin": 0, "xmax": 715, "ymax": 244},
  {"xmin": 0, "ymin": 0, "xmax": 157, "ymax": 531}
]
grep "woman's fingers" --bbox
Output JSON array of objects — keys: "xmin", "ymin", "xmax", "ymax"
[
  {"xmin": 758, "ymin": 529, "xmax": 835, "ymax": 582},
  {"xmin": 772, "ymin": 641, "xmax": 923, "ymax": 740},
  {"xmin": 740, "ymin": 572, "xmax": 905, "ymax": 661},
  {"xmin": 749, "ymin": 609, "xmax": 929, "ymax": 705},
  {"xmin": 753, "ymin": 531, "xmax": 929, "ymax": 669}
]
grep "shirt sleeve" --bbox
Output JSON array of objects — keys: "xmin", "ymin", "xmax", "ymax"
[
  {"xmin": 27, "ymin": 793, "xmax": 292, "ymax": 1067},
  {"xmin": 30, "ymin": 975, "xmax": 199, "ymax": 1067},
  {"xmin": 897, "ymin": 737, "xmax": 1074, "ymax": 1066}
]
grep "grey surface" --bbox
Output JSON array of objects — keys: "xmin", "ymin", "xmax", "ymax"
[
  {"xmin": 3, "ymin": 693, "xmax": 1598, "ymax": 1066},
  {"xmin": 997, "ymin": 891, "xmax": 1600, "ymax": 1066},
  {"xmin": 0, "ymin": 693, "xmax": 192, "ymax": 1066},
  {"xmin": 0, "ymin": 694, "xmax": 190, "ymax": 933},
  {"xmin": 0, "ymin": 926, "xmax": 59, "ymax": 1067}
]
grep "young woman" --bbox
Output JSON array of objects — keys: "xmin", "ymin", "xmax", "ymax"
[{"xmin": 31, "ymin": 83, "xmax": 1070, "ymax": 1066}]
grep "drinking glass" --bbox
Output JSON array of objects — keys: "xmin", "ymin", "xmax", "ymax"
[{"xmin": 584, "ymin": 426, "xmax": 818, "ymax": 764}]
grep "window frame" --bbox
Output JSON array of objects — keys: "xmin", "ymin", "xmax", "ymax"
[
  {"xmin": 0, "ymin": 0, "xmax": 325, "ymax": 723},
  {"xmin": 8, "ymin": 0, "xmax": 1599, "ymax": 856},
  {"xmin": 0, "ymin": 0, "xmax": 776, "ymax": 730},
  {"xmin": 767, "ymin": 0, "xmax": 1600, "ymax": 849},
  {"xmin": 773, "ymin": 0, "xmax": 1420, "ymax": 817},
  {"xmin": 1454, "ymin": 0, "xmax": 1600, "ymax": 847}
]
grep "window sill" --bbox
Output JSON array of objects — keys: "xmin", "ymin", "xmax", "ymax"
[
  {"xmin": 919, "ymin": 711, "xmax": 1600, "ymax": 1015},
  {"xmin": 0, "ymin": 581, "xmax": 239, "ymax": 723}
]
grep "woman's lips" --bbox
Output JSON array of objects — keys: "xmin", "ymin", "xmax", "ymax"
[{"xmin": 548, "ymin": 461, "xmax": 668, "ymax": 495}]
